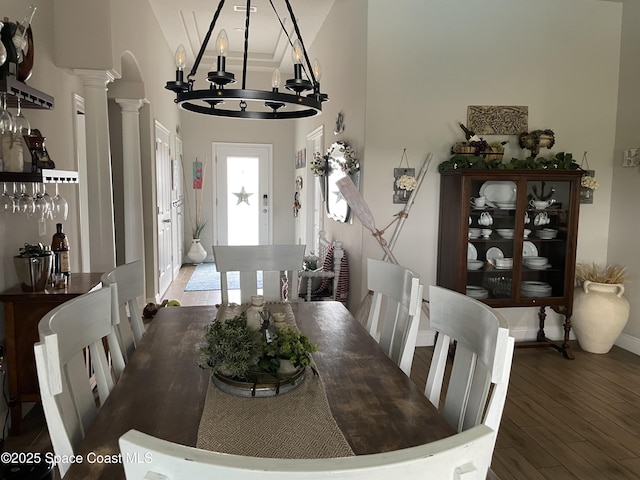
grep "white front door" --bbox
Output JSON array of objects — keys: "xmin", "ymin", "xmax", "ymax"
[
  {"xmin": 214, "ymin": 143, "xmax": 272, "ymax": 246},
  {"xmin": 172, "ymin": 136, "xmax": 184, "ymax": 275},
  {"xmin": 155, "ymin": 121, "xmax": 173, "ymax": 296}
]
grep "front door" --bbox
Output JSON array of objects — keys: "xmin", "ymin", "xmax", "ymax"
[
  {"xmin": 214, "ymin": 143, "xmax": 272, "ymax": 246},
  {"xmin": 155, "ymin": 121, "xmax": 173, "ymax": 296}
]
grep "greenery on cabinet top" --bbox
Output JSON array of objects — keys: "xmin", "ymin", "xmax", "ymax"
[{"xmin": 438, "ymin": 152, "xmax": 581, "ymax": 172}]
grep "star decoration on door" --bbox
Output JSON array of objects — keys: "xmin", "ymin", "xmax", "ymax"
[{"xmin": 233, "ymin": 186, "xmax": 253, "ymax": 205}]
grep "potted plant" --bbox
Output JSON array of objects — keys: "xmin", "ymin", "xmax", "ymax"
[
  {"xmin": 181, "ymin": 157, "xmax": 208, "ymax": 264},
  {"xmin": 200, "ymin": 312, "xmax": 317, "ymax": 393},
  {"xmin": 572, "ymin": 263, "xmax": 630, "ymax": 354},
  {"xmin": 200, "ymin": 313, "xmax": 264, "ymax": 379},
  {"xmin": 263, "ymin": 325, "xmax": 317, "ymax": 375}
]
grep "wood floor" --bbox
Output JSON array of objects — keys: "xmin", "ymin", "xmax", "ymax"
[{"xmin": 6, "ymin": 265, "xmax": 640, "ymax": 479}]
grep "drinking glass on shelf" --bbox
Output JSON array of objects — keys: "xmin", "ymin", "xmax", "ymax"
[
  {"xmin": 42, "ymin": 183, "xmax": 54, "ymax": 219},
  {"xmin": 53, "ymin": 183, "xmax": 69, "ymax": 221},
  {"xmin": 17, "ymin": 183, "xmax": 35, "ymax": 216},
  {"xmin": 0, "ymin": 93, "xmax": 15, "ymax": 135},
  {"xmin": 1, "ymin": 182, "xmax": 15, "ymax": 214},
  {"xmin": 14, "ymin": 98, "xmax": 31, "ymax": 135},
  {"xmin": 34, "ymin": 183, "xmax": 49, "ymax": 221}
]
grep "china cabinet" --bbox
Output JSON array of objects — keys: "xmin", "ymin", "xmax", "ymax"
[{"xmin": 437, "ymin": 169, "xmax": 583, "ymax": 358}]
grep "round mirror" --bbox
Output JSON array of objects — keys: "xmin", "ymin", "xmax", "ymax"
[{"xmin": 324, "ymin": 142, "xmax": 359, "ymax": 223}]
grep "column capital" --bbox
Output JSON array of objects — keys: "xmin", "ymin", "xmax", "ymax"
[
  {"xmin": 115, "ymin": 98, "xmax": 145, "ymax": 113},
  {"xmin": 74, "ymin": 69, "xmax": 117, "ymax": 88}
]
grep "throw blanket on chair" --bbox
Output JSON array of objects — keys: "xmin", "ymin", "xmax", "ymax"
[{"xmin": 313, "ymin": 244, "xmax": 349, "ymax": 303}]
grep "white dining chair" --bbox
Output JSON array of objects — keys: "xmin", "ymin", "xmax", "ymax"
[
  {"xmin": 212, "ymin": 244, "xmax": 306, "ymax": 304},
  {"xmin": 119, "ymin": 423, "xmax": 495, "ymax": 480},
  {"xmin": 101, "ymin": 260, "xmax": 145, "ymax": 373},
  {"xmin": 425, "ymin": 285, "xmax": 515, "ymax": 435},
  {"xmin": 34, "ymin": 285, "xmax": 124, "ymax": 478},
  {"xmin": 365, "ymin": 258, "xmax": 424, "ymax": 376}
]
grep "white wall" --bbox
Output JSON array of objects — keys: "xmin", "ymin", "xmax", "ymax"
[
  {"xmin": 609, "ymin": 0, "xmax": 640, "ymax": 353},
  {"xmin": 294, "ymin": 0, "xmax": 369, "ymax": 312},
  {"xmin": 358, "ymin": 0, "xmax": 622, "ymax": 343}
]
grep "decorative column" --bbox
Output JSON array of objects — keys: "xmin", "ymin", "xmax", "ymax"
[
  {"xmin": 115, "ymin": 98, "xmax": 145, "ymax": 264},
  {"xmin": 75, "ymin": 69, "xmax": 117, "ymax": 273}
]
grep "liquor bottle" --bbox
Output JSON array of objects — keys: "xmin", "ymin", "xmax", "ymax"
[
  {"xmin": 51, "ymin": 223, "xmax": 70, "ymax": 277},
  {"xmin": 459, "ymin": 122, "xmax": 475, "ymax": 140},
  {"xmin": 0, "ymin": 18, "xmax": 18, "ymax": 79}
]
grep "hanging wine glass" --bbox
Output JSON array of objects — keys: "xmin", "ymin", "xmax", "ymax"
[
  {"xmin": 53, "ymin": 183, "xmax": 69, "ymax": 221},
  {"xmin": 42, "ymin": 183, "xmax": 54, "ymax": 220},
  {"xmin": 34, "ymin": 183, "xmax": 48, "ymax": 221},
  {"xmin": 14, "ymin": 98, "xmax": 30, "ymax": 135},
  {"xmin": 1, "ymin": 182, "xmax": 15, "ymax": 214},
  {"xmin": 0, "ymin": 93, "xmax": 15, "ymax": 135},
  {"xmin": 17, "ymin": 182, "xmax": 35, "ymax": 216}
]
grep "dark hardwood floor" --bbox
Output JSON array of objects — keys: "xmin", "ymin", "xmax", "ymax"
[{"xmin": 5, "ymin": 265, "xmax": 640, "ymax": 479}]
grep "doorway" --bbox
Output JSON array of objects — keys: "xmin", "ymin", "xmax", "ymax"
[
  {"xmin": 155, "ymin": 121, "xmax": 173, "ymax": 296},
  {"xmin": 214, "ymin": 143, "xmax": 272, "ymax": 246}
]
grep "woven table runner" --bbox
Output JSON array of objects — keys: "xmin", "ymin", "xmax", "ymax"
[{"xmin": 196, "ymin": 303, "xmax": 354, "ymax": 458}]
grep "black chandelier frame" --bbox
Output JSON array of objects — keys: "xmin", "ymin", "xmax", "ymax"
[{"xmin": 165, "ymin": 0, "xmax": 328, "ymax": 120}]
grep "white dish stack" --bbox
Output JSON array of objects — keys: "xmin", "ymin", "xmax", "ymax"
[{"xmin": 521, "ymin": 281, "xmax": 552, "ymax": 297}]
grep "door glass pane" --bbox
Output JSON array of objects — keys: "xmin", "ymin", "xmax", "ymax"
[
  {"xmin": 467, "ymin": 179, "xmax": 517, "ymax": 300},
  {"xmin": 226, "ymin": 156, "xmax": 259, "ymax": 245},
  {"xmin": 522, "ymin": 179, "xmax": 571, "ymax": 299}
]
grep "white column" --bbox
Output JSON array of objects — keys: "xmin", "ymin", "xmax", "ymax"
[
  {"xmin": 115, "ymin": 98, "xmax": 145, "ymax": 264},
  {"xmin": 75, "ymin": 69, "xmax": 117, "ymax": 273}
]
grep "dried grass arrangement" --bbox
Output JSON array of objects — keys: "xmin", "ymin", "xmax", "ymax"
[{"xmin": 575, "ymin": 262, "xmax": 629, "ymax": 285}]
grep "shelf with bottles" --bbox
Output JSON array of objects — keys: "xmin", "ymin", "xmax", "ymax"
[{"xmin": 0, "ymin": 168, "xmax": 78, "ymax": 184}]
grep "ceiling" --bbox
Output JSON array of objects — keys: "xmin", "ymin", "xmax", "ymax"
[{"xmin": 148, "ymin": 0, "xmax": 336, "ymax": 79}]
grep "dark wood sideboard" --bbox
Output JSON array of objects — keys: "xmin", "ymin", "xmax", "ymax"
[{"xmin": 0, "ymin": 272, "xmax": 103, "ymax": 435}]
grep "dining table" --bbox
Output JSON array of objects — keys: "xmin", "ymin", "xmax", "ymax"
[{"xmin": 63, "ymin": 301, "xmax": 455, "ymax": 479}]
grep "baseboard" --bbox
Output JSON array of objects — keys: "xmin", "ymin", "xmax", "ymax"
[
  {"xmin": 417, "ymin": 326, "xmax": 640, "ymax": 356},
  {"xmin": 416, "ymin": 325, "xmax": 574, "ymax": 348},
  {"xmin": 615, "ymin": 332, "xmax": 640, "ymax": 355}
]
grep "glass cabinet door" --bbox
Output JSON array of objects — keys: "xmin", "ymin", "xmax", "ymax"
[
  {"xmin": 520, "ymin": 178, "xmax": 572, "ymax": 300},
  {"xmin": 466, "ymin": 179, "xmax": 518, "ymax": 300}
]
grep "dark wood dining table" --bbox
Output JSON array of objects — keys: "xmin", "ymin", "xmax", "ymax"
[{"xmin": 64, "ymin": 301, "xmax": 455, "ymax": 479}]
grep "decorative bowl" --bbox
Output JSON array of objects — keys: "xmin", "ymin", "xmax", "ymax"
[
  {"xmin": 495, "ymin": 257, "xmax": 513, "ymax": 268},
  {"xmin": 523, "ymin": 256, "xmax": 548, "ymax": 266},
  {"xmin": 467, "ymin": 260, "xmax": 484, "ymax": 270},
  {"xmin": 496, "ymin": 228, "xmax": 514, "ymax": 239}
]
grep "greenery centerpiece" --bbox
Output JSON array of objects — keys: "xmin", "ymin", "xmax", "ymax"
[{"xmin": 200, "ymin": 311, "xmax": 317, "ymax": 396}]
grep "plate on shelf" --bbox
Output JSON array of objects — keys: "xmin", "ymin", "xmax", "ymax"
[
  {"xmin": 467, "ymin": 243, "xmax": 477, "ymax": 260},
  {"xmin": 528, "ymin": 263, "xmax": 551, "ymax": 270},
  {"xmin": 522, "ymin": 241, "xmax": 538, "ymax": 257},
  {"xmin": 479, "ymin": 181, "xmax": 517, "ymax": 204},
  {"xmin": 485, "ymin": 247, "xmax": 504, "ymax": 264},
  {"xmin": 494, "ymin": 265, "xmax": 512, "ymax": 270},
  {"xmin": 466, "ymin": 286, "xmax": 488, "ymax": 299}
]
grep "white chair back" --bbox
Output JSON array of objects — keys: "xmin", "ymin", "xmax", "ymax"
[
  {"xmin": 35, "ymin": 285, "xmax": 123, "ymax": 478},
  {"xmin": 425, "ymin": 285, "xmax": 515, "ymax": 434},
  {"xmin": 365, "ymin": 258, "xmax": 423, "ymax": 376},
  {"xmin": 101, "ymin": 260, "xmax": 145, "ymax": 373},
  {"xmin": 213, "ymin": 244, "xmax": 305, "ymax": 304},
  {"xmin": 119, "ymin": 424, "xmax": 496, "ymax": 480}
]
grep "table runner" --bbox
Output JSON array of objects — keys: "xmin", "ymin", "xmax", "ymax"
[{"xmin": 196, "ymin": 303, "xmax": 354, "ymax": 458}]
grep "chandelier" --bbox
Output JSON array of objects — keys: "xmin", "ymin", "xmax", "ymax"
[{"xmin": 165, "ymin": 0, "xmax": 328, "ymax": 120}]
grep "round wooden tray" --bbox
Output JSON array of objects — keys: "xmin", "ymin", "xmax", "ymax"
[{"xmin": 212, "ymin": 367, "xmax": 306, "ymax": 397}]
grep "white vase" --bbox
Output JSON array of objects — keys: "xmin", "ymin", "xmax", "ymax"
[
  {"xmin": 187, "ymin": 238, "xmax": 207, "ymax": 264},
  {"xmin": 277, "ymin": 359, "xmax": 299, "ymax": 376},
  {"xmin": 572, "ymin": 281, "xmax": 630, "ymax": 354}
]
